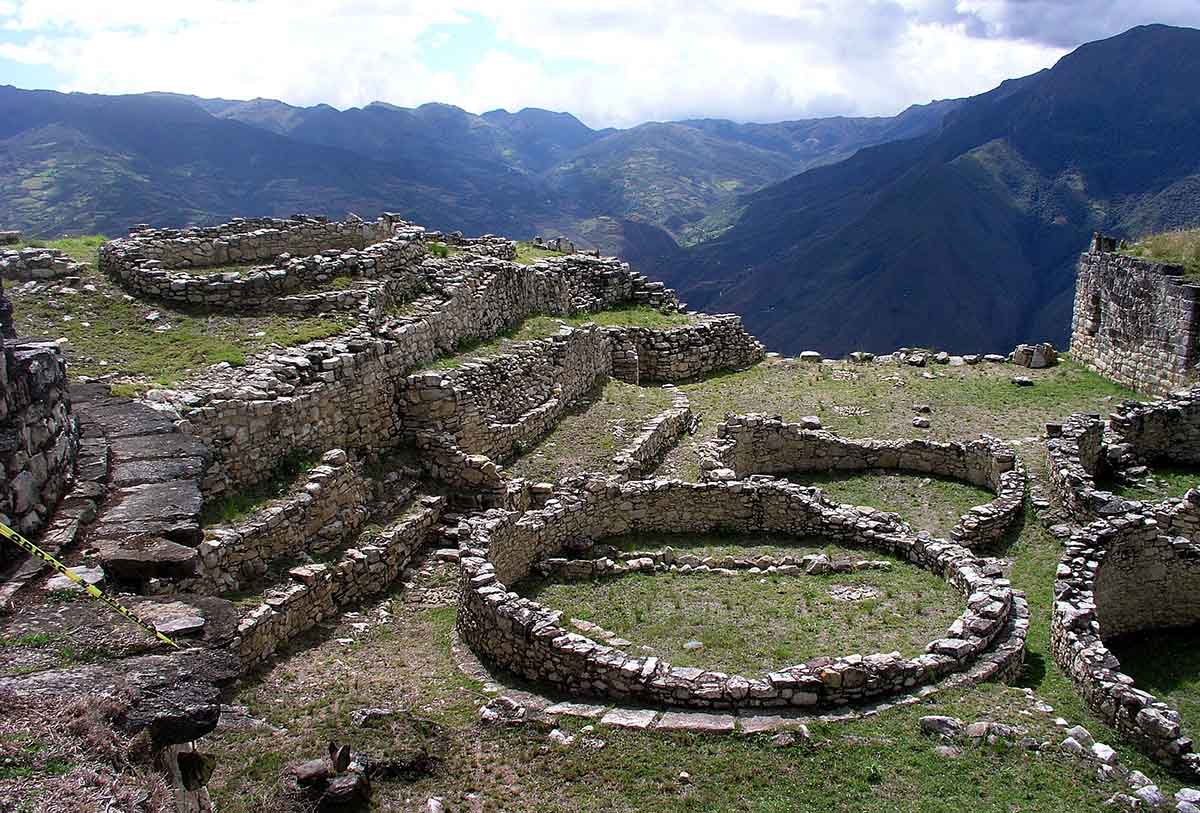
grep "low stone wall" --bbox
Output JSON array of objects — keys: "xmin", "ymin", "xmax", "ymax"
[
  {"xmin": 429, "ymin": 232, "xmax": 517, "ymax": 261},
  {"xmin": 1107, "ymin": 386, "xmax": 1200, "ymax": 465},
  {"xmin": 398, "ymin": 326, "xmax": 613, "ymax": 462},
  {"xmin": 612, "ymin": 387, "xmax": 693, "ymax": 478},
  {"xmin": 237, "ymin": 495, "xmax": 444, "ymax": 668},
  {"xmin": 607, "ymin": 316, "xmax": 765, "ymax": 383},
  {"xmin": 1046, "ymin": 413, "xmax": 1110, "ymax": 517},
  {"xmin": 0, "ymin": 284, "xmax": 79, "ymax": 556},
  {"xmin": 1052, "ymin": 504, "xmax": 1200, "ymax": 778},
  {"xmin": 0, "ymin": 247, "xmax": 89, "ymax": 281},
  {"xmin": 1070, "ymin": 235, "xmax": 1200, "ymax": 396},
  {"xmin": 100, "ymin": 224, "xmax": 424, "ymax": 311},
  {"xmin": 699, "ymin": 416, "xmax": 1024, "ymax": 549},
  {"xmin": 457, "ymin": 477, "xmax": 1023, "ymax": 710},
  {"xmin": 185, "ymin": 450, "xmax": 375, "ymax": 595}
]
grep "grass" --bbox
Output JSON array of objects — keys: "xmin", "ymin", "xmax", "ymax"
[
  {"xmin": 658, "ymin": 356, "xmax": 1136, "ymax": 480},
  {"xmin": 1101, "ymin": 463, "xmax": 1200, "ymax": 503},
  {"xmin": 519, "ymin": 536, "xmax": 962, "ymax": 674},
  {"xmin": 790, "ymin": 471, "xmax": 993, "ymax": 539},
  {"xmin": 503, "ymin": 380, "xmax": 674, "ymax": 481},
  {"xmin": 514, "ymin": 241, "xmax": 562, "ymax": 265},
  {"xmin": 200, "ymin": 449, "xmax": 320, "ymax": 526},
  {"xmin": 1121, "ymin": 228, "xmax": 1200, "ymax": 278},
  {"xmin": 6, "ymin": 236, "xmax": 352, "ymax": 386},
  {"xmin": 1110, "ymin": 626, "xmax": 1200, "ymax": 735}
]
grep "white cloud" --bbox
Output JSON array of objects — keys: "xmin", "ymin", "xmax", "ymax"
[{"xmin": 0, "ymin": 1, "xmax": 1195, "ymax": 127}]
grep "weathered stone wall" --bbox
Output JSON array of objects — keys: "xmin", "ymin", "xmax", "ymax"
[
  {"xmin": 100, "ymin": 220, "xmax": 423, "ymax": 311},
  {"xmin": 1107, "ymin": 386, "xmax": 1200, "ymax": 465},
  {"xmin": 700, "ymin": 416, "xmax": 1024, "ymax": 548},
  {"xmin": 0, "ymin": 284, "xmax": 79, "ymax": 555},
  {"xmin": 1046, "ymin": 413, "xmax": 1106, "ymax": 517},
  {"xmin": 1, "ymin": 247, "xmax": 89, "ymax": 282},
  {"xmin": 611, "ymin": 387, "xmax": 693, "ymax": 479},
  {"xmin": 607, "ymin": 316, "xmax": 765, "ymax": 384},
  {"xmin": 1052, "ymin": 508, "xmax": 1200, "ymax": 778},
  {"xmin": 237, "ymin": 495, "xmax": 444, "ymax": 668},
  {"xmin": 397, "ymin": 326, "xmax": 612, "ymax": 462},
  {"xmin": 457, "ymin": 477, "xmax": 1023, "ymax": 710},
  {"xmin": 185, "ymin": 451, "xmax": 377, "ymax": 595},
  {"xmin": 428, "ymin": 232, "xmax": 517, "ymax": 261},
  {"xmin": 162, "ymin": 253, "xmax": 755, "ymax": 499},
  {"xmin": 1070, "ymin": 235, "xmax": 1200, "ymax": 396}
]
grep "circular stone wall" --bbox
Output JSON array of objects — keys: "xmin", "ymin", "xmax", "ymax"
[
  {"xmin": 699, "ymin": 416, "xmax": 1025, "ymax": 549},
  {"xmin": 457, "ymin": 477, "xmax": 1025, "ymax": 711}
]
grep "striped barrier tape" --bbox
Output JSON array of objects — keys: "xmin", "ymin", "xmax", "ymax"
[{"xmin": 0, "ymin": 521, "xmax": 179, "ymax": 649}]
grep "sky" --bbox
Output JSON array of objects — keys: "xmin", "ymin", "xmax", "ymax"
[{"xmin": 1, "ymin": 1, "xmax": 1199, "ymax": 129}]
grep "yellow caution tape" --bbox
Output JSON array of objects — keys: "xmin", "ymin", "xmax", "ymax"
[{"xmin": 0, "ymin": 521, "xmax": 179, "ymax": 649}]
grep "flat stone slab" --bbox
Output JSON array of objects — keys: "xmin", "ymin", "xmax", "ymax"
[
  {"xmin": 546, "ymin": 702, "xmax": 607, "ymax": 719},
  {"xmin": 108, "ymin": 433, "xmax": 208, "ymax": 463},
  {"xmin": 45, "ymin": 566, "xmax": 105, "ymax": 592},
  {"xmin": 656, "ymin": 712, "xmax": 736, "ymax": 733},
  {"xmin": 600, "ymin": 708, "xmax": 658, "ymax": 730},
  {"xmin": 738, "ymin": 714, "xmax": 811, "ymax": 735},
  {"xmin": 110, "ymin": 457, "xmax": 206, "ymax": 488}
]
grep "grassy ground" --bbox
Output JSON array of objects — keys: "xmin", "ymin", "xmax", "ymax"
[
  {"xmin": 5, "ymin": 237, "xmax": 351, "ymax": 387},
  {"xmin": 791, "ymin": 472, "xmax": 993, "ymax": 539},
  {"xmin": 503, "ymin": 381, "xmax": 674, "ymax": 482},
  {"xmin": 1121, "ymin": 228, "xmax": 1200, "ymax": 278},
  {"xmin": 199, "ymin": 449, "xmax": 320, "ymax": 527},
  {"xmin": 1111, "ymin": 626, "xmax": 1200, "ymax": 736},
  {"xmin": 514, "ymin": 241, "xmax": 562, "ymax": 265},
  {"xmin": 430, "ymin": 306, "xmax": 694, "ymax": 370},
  {"xmin": 519, "ymin": 537, "xmax": 961, "ymax": 674},
  {"xmin": 658, "ymin": 357, "xmax": 1136, "ymax": 481},
  {"xmin": 1101, "ymin": 464, "xmax": 1200, "ymax": 502}
]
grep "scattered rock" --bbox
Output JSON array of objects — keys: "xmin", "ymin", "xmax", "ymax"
[
  {"xmin": 919, "ymin": 716, "xmax": 965, "ymax": 740},
  {"xmin": 1011, "ymin": 376, "xmax": 1035, "ymax": 387}
]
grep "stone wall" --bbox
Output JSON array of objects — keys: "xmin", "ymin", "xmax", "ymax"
[
  {"xmin": 457, "ymin": 477, "xmax": 1024, "ymax": 710},
  {"xmin": 0, "ymin": 282, "xmax": 79, "ymax": 557},
  {"xmin": 1052, "ymin": 507, "xmax": 1200, "ymax": 778},
  {"xmin": 100, "ymin": 219, "xmax": 423, "ymax": 311},
  {"xmin": 185, "ymin": 450, "xmax": 376, "ymax": 595},
  {"xmin": 1, "ymin": 247, "xmax": 89, "ymax": 282},
  {"xmin": 1046, "ymin": 413, "xmax": 1106, "ymax": 517},
  {"xmin": 611, "ymin": 387, "xmax": 694, "ymax": 478},
  {"xmin": 237, "ymin": 495, "xmax": 444, "ymax": 668},
  {"xmin": 1107, "ymin": 386, "xmax": 1200, "ymax": 465},
  {"xmin": 1070, "ymin": 234, "xmax": 1200, "ymax": 396},
  {"xmin": 160, "ymin": 253, "xmax": 759, "ymax": 499},
  {"xmin": 429, "ymin": 232, "xmax": 517, "ymax": 261},
  {"xmin": 700, "ymin": 416, "xmax": 1024, "ymax": 548},
  {"xmin": 607, "ymin": 316, "xmax": 765, "ymax": 384},
  {"xmin": 397, "ymin": 326, "xmax": 613, "ymax": 462}
]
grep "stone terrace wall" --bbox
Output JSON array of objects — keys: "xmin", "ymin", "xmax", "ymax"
[
  {"xmin": 1071, "ymin": 234, "xmax": 1200, "ymax": 396},
  {"xmin": 607, "ymin": 316, "xmax": 765, "ymax": 384},
  {"xmin": 612, "ymin": 387, "xmax": 694, "ymax": 479},
  {"xmin": 397, "ymin": 327, "xmax": 612, "ymax": 462},
  {"xmin": 166, "ymin": 253, "xmax": 754, "ymax": 499},
  {"xmin": 100, "ymin": 220, "xmax": 423, "ymax": 311},
  {"xmin": 185, "ymin": 450, "xmax": 376, "ymax": 595},
  {"xmin": 700, "ymin": 416, "xmax": 1024, "ymax": 548},
  {"xmin": 1, "ymin": 247, "xmax": 89, "ymax": 282},
  {"xmin": 1106, "ymin": 386, "xmax": 1200, "ymax": 465},
  {"xmin": 457, "ymin": 477, "xmax": 1023, "ymax": 710},
  {"xmin": 237, "ymin": 495, "xmax": 444, "ymax": 668},
  {"xmin": 1053, "ymin": 507, "xmax": 1200, "ymax": 777},
  {"xmin": 0, "ymin": 280, "xmax": 79, "ymax": 556}
]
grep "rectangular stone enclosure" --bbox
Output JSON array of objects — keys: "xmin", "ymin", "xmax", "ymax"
[{"xmin": 1071, "ymin": 234, "xmax": 1200, "ymax": 396}]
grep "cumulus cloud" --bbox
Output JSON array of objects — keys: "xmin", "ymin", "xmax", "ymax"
[{"xmin": 0, "ymin": 0, "xmax": 1196, "ymax": 127}]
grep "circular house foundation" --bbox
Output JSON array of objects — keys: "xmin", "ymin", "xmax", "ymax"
[
  {"xmin": 457, "ymin": 477, "xmax": 1026, "ymax": 711},
  {"xmin": 699, "ymin": 415, "xmax": 1025, "ymax": 549}
]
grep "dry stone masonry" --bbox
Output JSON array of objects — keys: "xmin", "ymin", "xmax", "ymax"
[
  {"xmin": 457, "ymin": 476, "xmax": 1027, "ymax": 710},
  {"xmin": 1071, "ymin": 234, "xmax": 1200, "ymax": 396},
  {"xmin": 699, "ymin": 416, "xmax": 1025, "ymax": 549},
  {"xmin": 1, "ymin": 246, "xmax": 89, "ymax": 281}
]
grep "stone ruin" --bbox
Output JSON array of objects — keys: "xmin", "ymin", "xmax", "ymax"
[
  {"xmin": 1071, "ymin": 233, "xmax": 1200, "ymax": 396},
  {"xmin": 1048, "ymin": 387, "xmax": 1200, "ymax": 777},
  {"xmin": 1, "ymin": 246, "xmax": 90, "ymax": 282},
  {"xmin": 7, "ymin": 218, "xmax": 1200, "ymax": 806}
]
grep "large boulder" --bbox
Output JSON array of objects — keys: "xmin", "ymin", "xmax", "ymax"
[{"xmin": 1009, "ymin": 342, "xmax": 1058, "ymax": 369}]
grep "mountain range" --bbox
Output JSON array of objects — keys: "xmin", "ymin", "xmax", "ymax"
[{"xmin": 2, "ymin": 24, "xmax": 1200, "ymax": 354}]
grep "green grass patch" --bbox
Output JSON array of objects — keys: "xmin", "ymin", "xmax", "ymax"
[
  {"xmin": 790, "ymin": 471, "xmax": 993, "ymax": 539},
  {"xmin": 514, "ymin": 241, "xmax": 562, "ymax": 265},
  {"xmin": 518, "ymin": 535, "xmax": 961, "ymax": 674},
  {"xmin": 200, "ymin": 449, "xmax": 320, "ymax": 526},
  {"xmin": 1121, "ymin": 228, "xmax": 1200, "ymax": 278},
  {"xmin": 1102, "ymin": 463, "xmax": 1200, "ymax": 503}
]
